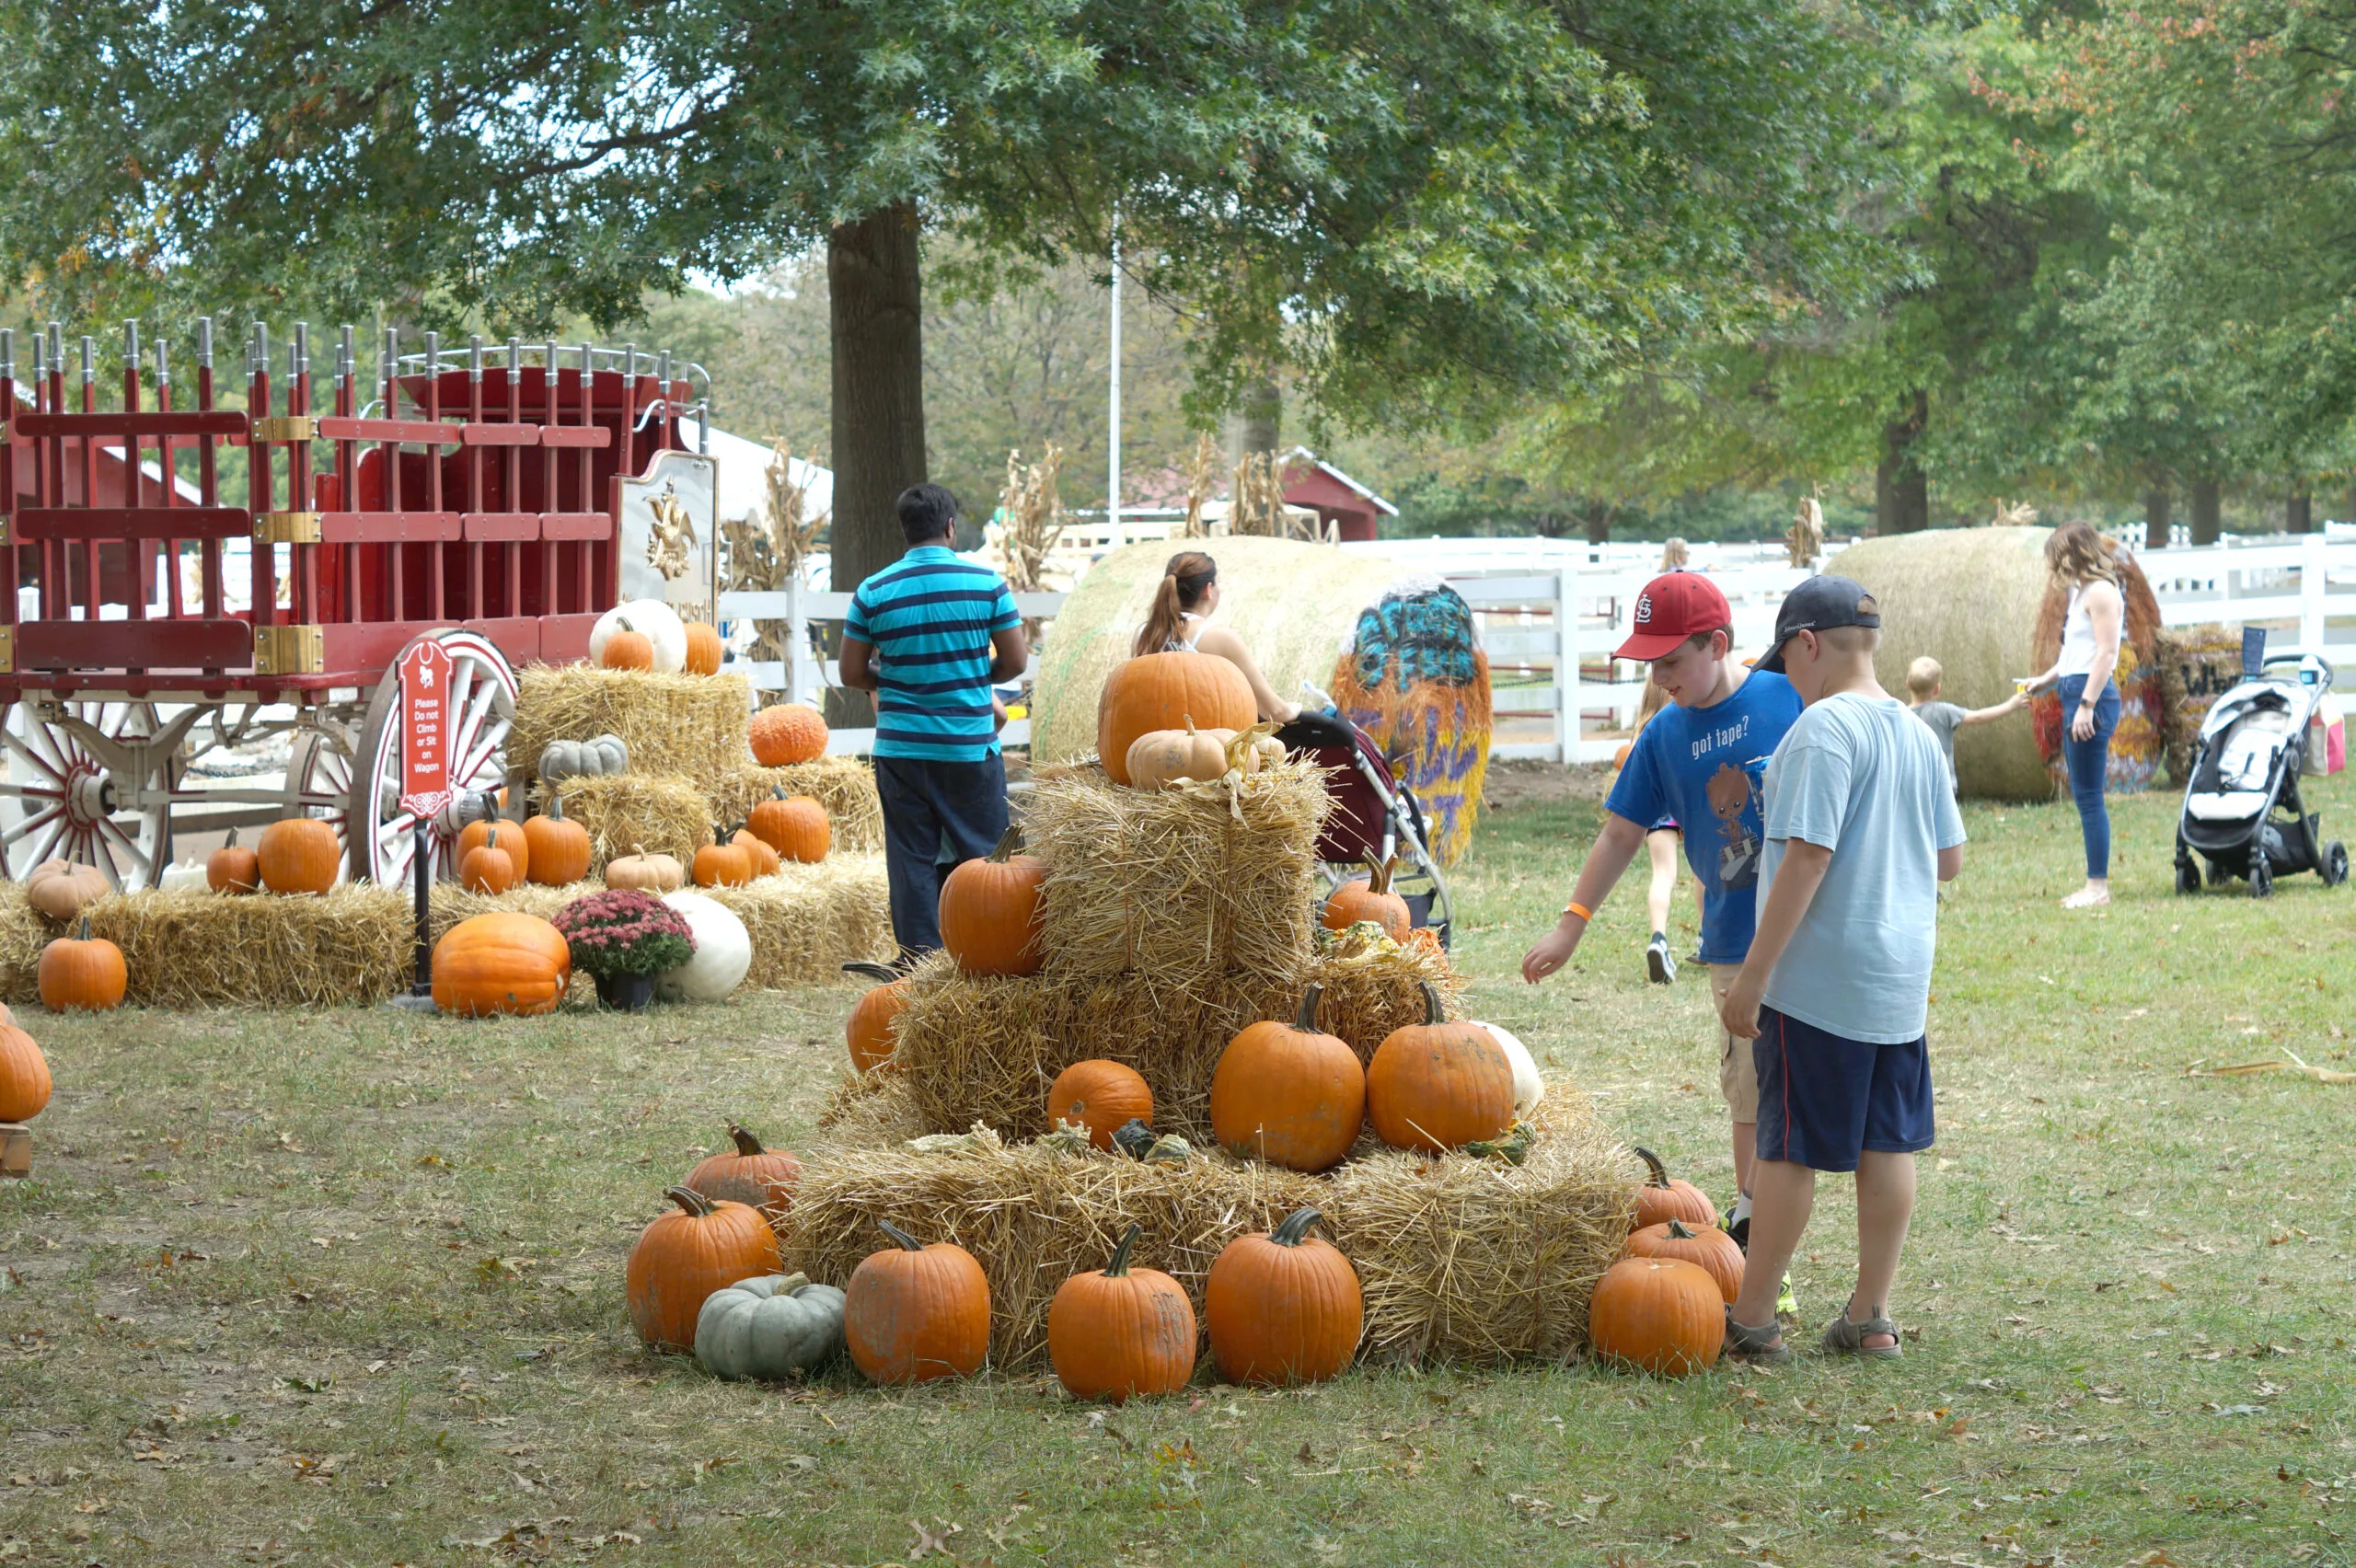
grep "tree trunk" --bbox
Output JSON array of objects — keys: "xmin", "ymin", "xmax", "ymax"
[
  {"xmin": 826, "ymin": 201, "xmax": 929, "ymax": 727},
  {"xmin": 1239, "ymin": 375, "xmax": 1280, "ymax": 457},
  {"xmin": 2286, "ymin": 487, "xmax": 2313, "ymax": 535},
  {"xmin": 2189, "ymin": 477, "xmax": 2223, "ymax": 546},
  {"xmin": 1875, "ymin": 389, "xmax": 1929, "ymax": 534},
  {"xmin": 2143, "ymin": 488, "xmax": 2171, "ymax": 546},
  {"xmin": 1583, "ymin": 500, "xmax": 1611, "ymax": 546}
]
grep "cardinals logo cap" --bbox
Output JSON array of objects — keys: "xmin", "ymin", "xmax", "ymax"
[{"xmin": 1616, "ymin": 571, "xmax": 1734, "ymax": 661}]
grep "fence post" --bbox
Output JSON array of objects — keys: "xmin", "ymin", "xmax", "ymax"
[
  {"xmin": 2302, "ymin": 531, "xmax": 2328, "ymax": 659},
  {"xmin": 1553, "ymin": 563, "xmax": 1576, "ymax": 765},
  {"xmin": 785, "ymin": 572, "xmax": 809, "ymax": 705}
]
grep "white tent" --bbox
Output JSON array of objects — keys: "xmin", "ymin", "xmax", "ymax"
[{"xmin": 676, "ymin": 417, "xmax": 832, "ymax": 538}]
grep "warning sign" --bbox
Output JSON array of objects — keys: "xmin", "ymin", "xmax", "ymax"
[{"xmin": 398, "ymin": 639, "xmax": 454, "ymax": 819}]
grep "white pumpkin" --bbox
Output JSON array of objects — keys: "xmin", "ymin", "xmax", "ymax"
[
  {"xmin": 591, "ymin": 600, "xmax": 687, "ymax": 674},
  {"xmin": 1477, "ymin": 1022, "xmax": 1545, "ymax": 1118},
  {"xmin": 538, "ymin": 732, "xmax": 629, "ymax": 782},
  {"xmin": 655, "ymin": 890, "xmax": 751, "ymax": 1001},
  {"xmin": 156, "ymin": 857, "xmax": 209, "ymax": 893},
  {"xmin": 694, "ymin": 1273, "xmax": 847, "ymax": 1380}
]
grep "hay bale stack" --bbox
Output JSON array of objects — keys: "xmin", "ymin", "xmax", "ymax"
[
  {"xmin": 708, "ymin": 757, "xmax": 883, "ymax": 852},
  {"xmin": 885, "ymin": 935, "xmax": 1461, "ymax": 1142},
  {"xmin": 817, "ymin": 1071, "xmax": 929, "ymax": 1145},
  {"xmin": 428, "ymin": 881, "xmax": 595, "ymax": 941},
  {"xmin": 1025, "ymin": 758, "xmax": 1331, "ymax": 997},
  {"xmin": 708, "ymin": 856, "xmax": 895, "ymax": 986},
  {"xmin": 511, "ymin": 665, "xmax": 749, "ymax": 788},
  {"xmin": 536, "ymin": 774, "xmax": 714, "ymax": 870},
  {"xmin": 1028, "ymin": 536, "xmax": 1403, "ymax": 767},
  {"xmin": 81, "ymin": 887, "xmax": 412, "ymax": 1008},
  {"xmin": 0, "ymin": 887, "xmax": 52, "ymax": 1001},
  {"xmin": 783, "ymin": 1086, "xmax": 1631, "ymax": 1370}
]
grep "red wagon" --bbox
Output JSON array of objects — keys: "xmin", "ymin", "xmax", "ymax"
[{"xmin": 0, "ymin": 319, "xmax": 703, "ymax": 889}]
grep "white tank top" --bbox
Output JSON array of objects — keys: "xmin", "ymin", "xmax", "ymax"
[
  {"xmin": 1162, "ymin": 612, "xmax": 1204, "ymax": 653},
  {"xmin": 2057, "ymin": 583, "xmax": 2108, "ymax": 677}
]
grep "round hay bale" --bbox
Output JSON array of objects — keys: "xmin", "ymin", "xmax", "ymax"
[
  {"xmin": 1029, "ymin": 537, "xmax": 1404, "ymax": 767},
  {"xmin": 1827, "ymin": 527, "xmax": 2167, "ymax": 801}
]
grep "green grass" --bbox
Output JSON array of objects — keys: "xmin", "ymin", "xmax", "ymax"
[{"xmin": 6, "ymin": 770, "xmax": 2356, "ymax": 1566}]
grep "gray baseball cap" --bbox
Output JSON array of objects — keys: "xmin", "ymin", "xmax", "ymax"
[{"xmin": 1756, "ymin": 575, "xmax": 1881, "ymax": 675}]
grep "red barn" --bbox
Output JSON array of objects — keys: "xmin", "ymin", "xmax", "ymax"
[{"xmin": 1280, "ymin": 448, "xmax": 1397, "ymax": 543}]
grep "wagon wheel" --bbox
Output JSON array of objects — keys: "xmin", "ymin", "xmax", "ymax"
[
  {"xmin": 0, "ymin": 698, "xmax": 201, "ymax": 888},
  {"xmin": 347, "ymin": 629, "xmax": 517, "ymax": 886}
]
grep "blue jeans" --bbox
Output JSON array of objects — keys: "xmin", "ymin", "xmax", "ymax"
[
  {"xmin": 2057, "ymin": 674, "xmax": 2119, "ymax": 879},
  {"xmin": 874, "ymin": 752, "xmax": 1010, "ymax": 960}
]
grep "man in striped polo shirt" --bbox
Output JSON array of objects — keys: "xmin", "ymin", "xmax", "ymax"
[{"xmin": 839, "ymin": 483, "xmax": 1029, "ymax": 960}]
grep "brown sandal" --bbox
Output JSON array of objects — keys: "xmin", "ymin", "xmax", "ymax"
[
  {"xmin": 1819, "ymin": 1308, "xmax": 1902, "ymax": 1359},
  {"xmin": 1723, "ymin": 1305, "xmax": 1792, "ymax": 1366}
]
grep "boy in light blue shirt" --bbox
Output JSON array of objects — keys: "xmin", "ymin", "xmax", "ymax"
[{"xmin": 1715, "ymin": 576, "xmax": 1965, "ymax": 1365}]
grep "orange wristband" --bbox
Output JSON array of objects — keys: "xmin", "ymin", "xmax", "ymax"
[{"xmin": 1563, "ymin": 900, "xmax": 1594, "ymax": 922}]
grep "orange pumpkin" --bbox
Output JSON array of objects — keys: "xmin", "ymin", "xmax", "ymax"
[
  {"xmin": 1205, "ymin": 1206, "xmax": 1361, "ymax": 1387},
  {"xmin": 843, "ymin": 961, "xmax": 909, "ymax": 1074},
  {"xmin": 207, "ymin": 827, "xmax": 260, "ymax": 894},
  {"xmin": 749, "ymin": 790, "xmax": 829, "ymax": 862},
  {"xmin": 456, "ymin": 797, "xmax": 529, "ymax": 885},
  {"xmin": 750, "ymin": 703, "xmax": 828, "ymax": 766},
  {"xmin": 1364, "ymin": 982, "xmax": 1515, "ymax": 1153},
  {"xmin": 844, "ymin": 1219, "xmax": 991, "ymax": 1384},
  {"xmin": 682, "ymin": 621, "xmax": 724, "ymax": 676},
  {"xmin": 605, "ymin": 845, "xmax": 686, "ymax": 894},
  {"xmin": 938, "ymin": 825, "xmax": 1045, "ymax": 976},
  {"xmin": 1588, "ymin": 1256, "xmax": 1724, "ymax": 1377},
  {"xmin": 1096, "ymin": 651, "xmax": 1257, "ymax": 787},
  {"xmin": 624, "ymin": 1186, "xmax": 782, "ymax": 1351},
  {"xmin": 600, "ymin": 615, "xmax": 655, "ymax": 671},
  {"xmin": 693, "ymin": 834, "xmax": 753, "ymax": 888},
  {"xmin": 1049, "ymin": 1223, "xmax": 1197, "ymax": 1403},
  {"xmin": 729, "ymin": 827, "xmax": 780, "ymax": 879},
  {"xmin": 1045, "ymin": 1059, "xmax": 1152, "ymax": 1151},
  {"xmin": 1631, "ymin": 1147, "xmax": 1717, "ymax": 1232},
  {"xmin": 521, "ymin": 797, "xmax": 593, "ymax": 887},
  {"xmin": 1207, "ymin": 985, "xmax": 1365, "ymax": 1173},
  {"xmin": 1321, "ymin": 857, "xmax": 1410, "ymax": 940},
  {"xmin": 1621, "ymin": 1216, "xmax": 1745, "ymax": 1306},
  {"xmin": 430, "ymin": 911, "xmax": 572, "ymax": 1016},
  {"xmin": 459, "ymin": 825, "xmax": 519, "ymax": 894},
  {"xmin": 0, "ymin": 1022, "xmax": 52, "ymax": 1121},
  {"xmin": 38, "ymin": 917, "xmax": 126, "ymax": 1011},
  {"xmin": 683, "ymin": 1124, "xmax": 803, "ymax": 1226},
  {"xmin": 258, "ymin": 816, "xmax": 341, "ymax": 894}
]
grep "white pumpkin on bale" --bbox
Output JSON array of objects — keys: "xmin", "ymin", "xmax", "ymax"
[
  {"xmin": 591, "ymin": 600, "xmax": 688, "ymax": 674},
  {"xmin": 1124, "ymin": 719, "xmax": 1281, "ymax": 790},
  {"xmin": 1475, "ymin": 1022, "xmax": 1545, "ymax": 1118},
  {"xmin": 538, "ymin": 733, "xmax": 629, "ymax": 782},
  {"xmin": 656, "ymin": 889, "xmax": 752, "ymax": 1001},
  {"xmin": 156, "ymin": 857, "xmax": 210, "ymax": 892}
]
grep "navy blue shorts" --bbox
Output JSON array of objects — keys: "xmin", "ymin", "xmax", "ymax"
[{"xmin": 1753, "ymin": 1006, "xmax": 1934, "ymax": 1173}]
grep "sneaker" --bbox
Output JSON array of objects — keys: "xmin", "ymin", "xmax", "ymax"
[
  {"xmin": 1719, "ymin": 1204, "xmax": 1750, "ymax": 1251},
  {"xmin": 1776, "ymin": 1273, "xmax": 1798, "ymax": 1320},
  {"xmin": 1646, "ymin": 932, "xmax": 1677, "ymax": 985}
]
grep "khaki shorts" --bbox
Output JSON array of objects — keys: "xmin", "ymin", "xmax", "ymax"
[{"xmin": 1710, "ymin": 963, "xmax": 1760, "ymax": 1122}]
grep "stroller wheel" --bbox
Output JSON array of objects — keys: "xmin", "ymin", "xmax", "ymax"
[
  {"xmin": 2251, "ymin": 857, "xmax": 2275, "ymax": 898},
  {"xmin": 2174, "ymin": 859, "xmax": 2201, "ymax": 896},
  {"xmin": 2324, "ymin": 841, "xmax": 2349, "ymax": 888}
]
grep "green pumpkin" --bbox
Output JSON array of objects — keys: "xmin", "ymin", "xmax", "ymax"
[{"xmin": 693, "ymin": 1272, "xmax": 847, "ymax": 1381}]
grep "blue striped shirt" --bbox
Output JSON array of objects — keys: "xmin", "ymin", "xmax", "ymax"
[{"xmin": 844, "ymin": 547, "xmax": 1020, "ymax": 762}]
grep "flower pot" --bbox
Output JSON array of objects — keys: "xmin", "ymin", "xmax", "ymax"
[{"xmin": 594, "ymin": 970, "xmax": 657, "ymax": 1013}]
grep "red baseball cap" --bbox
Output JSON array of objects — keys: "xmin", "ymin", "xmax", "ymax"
[{"xmin": 1616, "ymin": 572, "xmax": 1732, "ymax": 661}]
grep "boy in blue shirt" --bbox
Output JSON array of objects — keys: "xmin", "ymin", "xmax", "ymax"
[
  {"xmin": 1522, "ymin": 571, "xmax": 1804, "ymax": 1251},
  {"xmin": 1715, "ymin": 577, "xmax": 1966, "ymax": 1363}
]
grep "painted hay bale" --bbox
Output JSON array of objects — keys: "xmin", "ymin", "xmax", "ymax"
[
  {"xmin": 80, "ymin": 887, "xmax": 412, "ymax": 1008},
  {"xmin": 1331, "ymin": 577, "xmax": 1493, "ymax": 866},
  {"xmin": 1028, "ymin": 536, "xmax": 1403, "ymax": 767},
  {"xmin": 880, "ymin": 932, "xmax": 1461, "ymax": 1143},
  {"xmin": 2155, "ymin": 624, "xmax": 2246, "ymax": 782},
  {"xmin": 782, "ymin": 1083, "xmax": 1629, "ymax": 1371},
  {"xmin": 511, "ymin": 664, "xmax": 749, "ymax": 789},
  {"xmin": 535, "ymin": 773, "xmax": 714, "ymax": 871},
  {"xmin": 1023, "ymin": 756, "xmax": 1330, "ymax": 996},
  {"xmin": 706, "ymin": 757, "xmax": 883, "ymax": 854},
  {"xmin": 708, "ymin": 856, "xmax": 895, "ymax": 987}
]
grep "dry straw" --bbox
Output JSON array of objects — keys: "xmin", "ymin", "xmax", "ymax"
[
  {"xmin": 0, "ymin": 888, "xmax": 52, "ymax": 1001},
  {"xmin": 885, "ymin": 937, "xmax": 1460, "ymax": 1142},
  {"xmin": 511, "ymin": 665, "xmax": 750, "ymax": 789},
  {"xmin": 536, "ymin": 774, "xmax": 714, "ymax": 870},
  {"xmin": 1025, "ymin": 758, "xmax": 1331, "ymax": 997},
  {"xmin": 79, "ymin": 887, "xmax": 412, "ymax": 1008},
  {"xmin": 708, "ymin": 857, "xmax": 895, "ymax": 986},
  {"xmin": 817, "ymin": 1070, "xmax": 929, "ymax": 1144},
  {"xmin": 707, "ymin": 758, "xmax": 883, "ymax": 853},
  {"xmin": 783, "ymin": 1084, "xmax": 1634, "ymax": 1371}
]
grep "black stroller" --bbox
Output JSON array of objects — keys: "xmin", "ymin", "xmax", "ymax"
[
  {"xmin": 2173, "ymin": 653, "xmax": 2349, "ymax": 897},
  {"xmin": 1277, "ymin": 710, "xmax": 1454, "ymax": 946}
]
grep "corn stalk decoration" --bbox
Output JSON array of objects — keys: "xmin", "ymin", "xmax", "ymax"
[
  {"xmin": 1786, "ymin": 490, "xmax": 1824, "ymax": 568},
  {"xmin": 1181, "ymin": 432, "xmax": 1220, "ymax": 539},
  {"xmin": 991, "ymin": 444, "xmax": 1067, "ymax": 642},
  {"xmin": 720, "ymin": 442, "xmax": 829, "ymax": 680}
]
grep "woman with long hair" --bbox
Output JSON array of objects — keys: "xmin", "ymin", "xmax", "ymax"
[
  {"xmin": 2017, "ymin": 522, "xmax": 2125, "ymax": 909},
  {"xmin": 1659, "ymin": 536, "xmax": 1691, "ymax": 571},
  {"xmin": 1133, "ymin": 551, "xmax": 1301, "ymax": 722}
]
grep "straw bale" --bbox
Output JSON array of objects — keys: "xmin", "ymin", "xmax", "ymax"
[
  {"xmin": 511, "ymin": 664, "xmax": 749, "ymax": 788},
  {"xmin": 536, "ymin": 774, "xmax": 715, "ymax": 870},
  {"xmin": 427, "ymin": 880, "xmax": 593, "ymax": 941},
  {"xmin": 816, "ymin": 1071, "xmax": 929, "ymax": 1144},
  {"xmin": 1025, "ymin": 758, "xmax": 1331, "ymax": 996},
  {"xmin": 885, "ymin": 937, "xmax": 1461, "ymax": 1142},
  {"xmin": 79, "ymin": 887, "xmax": 412, "ymax": 1008},
  {"xmin": 782, "ymin": 1082, "xmax": 1631, "ymax": 1370},
  {"xmin": 0, "ymin": 886, "xmax": 52, "ymax": 1002},
  {"xmin": 2155, "ymin": 623, "xmax": 2244, "ymax": 782},
  {"xmin": 708, "ymin": 856, "xmax": 895, "ymax": 987},
  {"xmin": 1028, "ymin": 536, "xmax": 1404, "ymax": 767},
  {"xmin": 707, "ymin": 757, "xmax": 883, "ymax": 852}
]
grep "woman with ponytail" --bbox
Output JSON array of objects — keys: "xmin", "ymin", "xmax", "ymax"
[
  {"xmin": 1133, "ymin": 551, "xmax": 1300, "ymax": 722},
  {"xmin": 2016, "ymin": 522, "xmax": 2125, "ymax": 909}
]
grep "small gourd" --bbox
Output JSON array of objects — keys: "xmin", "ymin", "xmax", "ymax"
[
  {"xmin": 694, "ymin": 1273, "xmax": 848, "ymax": 1380},
  {"xmin": 156, "ymin": 856, "xmax": 209, "ymax": 893}
]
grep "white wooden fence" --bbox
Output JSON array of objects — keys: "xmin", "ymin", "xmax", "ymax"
[{"xmin": 717, "ymin": 532, "xmax": 2356, "ymax": 765}]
